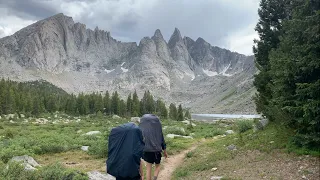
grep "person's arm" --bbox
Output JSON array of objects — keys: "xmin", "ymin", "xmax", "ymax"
[{"xmin": 161, "ymin": 133, "xmax": 168, "ymax": 158}]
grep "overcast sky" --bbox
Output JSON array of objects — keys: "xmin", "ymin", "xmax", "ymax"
[{"xmin": 0, "ymin": 0, "xmax": 260, "ymax": 55}]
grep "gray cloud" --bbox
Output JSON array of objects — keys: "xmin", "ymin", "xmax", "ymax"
[
  {"xmin": 0, "ymin": 0, "xmax": 259, "ymax": 54},
  {"xmin": 0, "ymin": 0, "xmax": 58, "ymax": 20}
]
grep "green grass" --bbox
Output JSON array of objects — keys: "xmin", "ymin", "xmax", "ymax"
[{"xmin": 173, "ymin": 122, "xmax": 320, "ymax": 179}]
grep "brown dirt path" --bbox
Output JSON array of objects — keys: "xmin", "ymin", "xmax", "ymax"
[{"xmin": 157, "ymin": 142, "xmax": 203, "ymax": 180}]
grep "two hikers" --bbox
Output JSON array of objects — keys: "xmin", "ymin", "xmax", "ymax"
[{"xmin": 107, "ymin": 114, "xmax": 167, "ymax": 180}]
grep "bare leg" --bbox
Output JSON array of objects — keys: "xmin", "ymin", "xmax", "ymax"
[
  {"xmin": 154, "ymin": 163, "xmax": 161, "ymax": 179},
  {"xmin": 146, "ymin": 162, "xmax": 152, "ymax": 180}
]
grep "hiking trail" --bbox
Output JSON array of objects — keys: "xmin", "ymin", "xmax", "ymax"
[{"xmin": 157, "ymin": 143, "xmax": 201, "ymax": 180}]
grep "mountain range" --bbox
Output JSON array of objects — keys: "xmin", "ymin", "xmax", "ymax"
[{"xmin": 0, "ymin": 13, "xmax": 256, "ymax": 114}]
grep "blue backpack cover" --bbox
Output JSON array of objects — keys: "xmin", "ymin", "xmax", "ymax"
[{"xmin": 106, "ymin": 122, "xmax": 144, "ymax": 178}]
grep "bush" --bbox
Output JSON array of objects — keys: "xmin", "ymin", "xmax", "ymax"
[
  {"xmin": 236, "ymin": 120, "xmax": 254, "ymax": 133},
  {"xmin": 88, "ymin": 131, "xmax": 109, "ymax": 158},
  {"xmin": 204, "ymin": 128, "xmax": 225, "ymax": 138},
  {"xmin": 4, "ymin": 129, "xmax": 16, "ymax": 139},
  {"xmin": 40, "ymin": 163, "xmax": 88, "ymax": 180},
  {"xmin": 0, "ymin": 161, "xmax": 38, "ymax": 180},
  {"xmin": 164, "ymin": 126, "xmax": 187, "ymax": 136},
  {"xmin": 0, "ymin": 145, "xmax": 34, "ymax": 163}
]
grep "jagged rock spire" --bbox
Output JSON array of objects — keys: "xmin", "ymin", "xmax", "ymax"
[
  {"xmin": 153, "ymin": 29, "xmax": 164, "ymax": 39},
  {"xmin": 168, "ymin": 28, "xmax": 183, "ymax": 47}
]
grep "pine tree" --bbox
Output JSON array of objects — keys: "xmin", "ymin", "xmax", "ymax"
[
  {"xmin": 95, "ymin": 93, "xmax": 104, "ymax": 113},
  {"xmin": 126, "ymin": 93, "xmax": 132, "ymax": 116},
  {"xmin": 177, "ymin": 104, "xmax": 184, "ymax": 121},
  {"xmin": 146, "ymin": 91, "xmax": 155, "ymax": 113},
  {"xmin": 253, "ymin": 0, "xmax": 288, "ymax": 119},
  {"xmin": 158, "ymin": 100, "xmax": 168, "ymax": 119},
  {"xmin": 119, "ymin": 99, "xmax": 127, "ymax": 117},
  {"xmin": 169, "ymin": 103, "xmax": 177, "ymax": 120},
  {"xmin": 132, "ymin": 90, "xmax": 140, "ymax": 117},
  {"xmin": 103, "ymin": 91, "xmax": 111, "ymax": 115},
  {"xmin": 269, "ymin": 0, "xmax": 320, "ymax": 148},
  {"xmin": 185, "ymin": 109, "xmax": 191, "ymax": 120},
  {"xmin": 111, "ymin": 91, "xmax": 120, "ymax": 115},
  {"xmin": 32, "ymin": 97, "xmax": 41, "ymax": 116}
]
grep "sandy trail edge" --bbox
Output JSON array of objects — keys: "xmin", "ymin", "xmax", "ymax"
[{"xmin": 157, "ymin": 145, "xmax": 199, "ymax": 180}]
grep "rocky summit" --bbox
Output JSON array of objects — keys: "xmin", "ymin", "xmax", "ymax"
[{"xmin": 0, "ymin": 13, "xmax": 256, "ymax": 114}]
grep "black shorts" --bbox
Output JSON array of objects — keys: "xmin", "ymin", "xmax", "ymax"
[
  {"xmin": 143, "ymin": 151, "xmax": 162, "ymax": 164},
  {"xmin": 116, "ymin": 175, "xmax": 140, "ymax": 180}
]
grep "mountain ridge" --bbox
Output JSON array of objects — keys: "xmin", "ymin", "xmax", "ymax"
[{"xmin": 0, "ymin": 13, "xmax": 256, "ymax": 114}]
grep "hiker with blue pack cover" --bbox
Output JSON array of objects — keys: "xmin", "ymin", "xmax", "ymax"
[
  {"xmin": 107, "ymin": 122, "xmax": 145, "ymax": 180},
  {"xmin": 139, "ymin": 114, "xmax": 168, "ymax": 180}
]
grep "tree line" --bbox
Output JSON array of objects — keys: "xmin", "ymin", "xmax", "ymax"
[
  {"xmin": 0, "ymin": 79, "xmax": 190, "ymax": 120},
  {"xmin": 253, "ymin": 0, "xmax": 319, "ymax": 149}
]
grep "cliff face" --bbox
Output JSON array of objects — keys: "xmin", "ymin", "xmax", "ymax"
[{"xmin": 0, "ymin": 13, "xmax": 256, "ymax": 114}]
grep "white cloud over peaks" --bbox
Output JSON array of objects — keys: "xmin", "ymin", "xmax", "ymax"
[{"xmin": 0, "ymin": 9, "xmax": 35, "ymax": 38}]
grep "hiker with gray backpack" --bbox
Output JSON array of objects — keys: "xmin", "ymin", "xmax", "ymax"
[{"xmin": 139, "ymin": 114, "xmax": 168, "ymax": 180}]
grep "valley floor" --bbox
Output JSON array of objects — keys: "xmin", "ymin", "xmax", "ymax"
[{"xmin": 1, "ymin": 114, "xmax": 319, "ymax": 180}]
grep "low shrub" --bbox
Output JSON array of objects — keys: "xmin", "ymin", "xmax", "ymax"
[
  {"xmin": 0, "ymin": 145, "xmax": 33, "ymax": 163},
  {"xmin": 88, "ymin": 131, "xmax": 109, "ymax": 158},
  {"xmin": 236, "ymin": 120, "xmax": 254, "ymax": 133},
  {"xmin": 0, "ymin": 161, "xmax": 38, "ymax": 180},
  {"xmin": 164, "ymin": 126, "xmax": 187, "ymax": 136},
  {"xmin": 40, "ymin": 163, "xmax": 88, "ymax": 180}
]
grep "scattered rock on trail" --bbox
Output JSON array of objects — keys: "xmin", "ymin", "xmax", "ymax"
[
  {"xmin": 225, "ymin": 130, "xmax": 234, "ymax": 135},
  {"xmin": 210, "ymin": 176, "xmax": 223, "ymax": 180},
  {"xmin": 81, "ymin": 146, "xmax": 89, "ymax": 151},
  {"xmin": 112, "ymin": 115, "xmax": 121, "ymax": 119},
  {"xmin": 84, "ymin": 131, "xmax": 101, "ymax": 136},
  {"xmin": 88, "ymin": 171, "xmax": 115, "ymax": 180},
  {"xmin": 10, "ymin": 155, "xmax": 41, "ymax": 171},
  {"xmin": 166, "ymin": 134, "xmax": 193, "ymax": 139},
  {"xmin": 227, "ymin": 144, "xmax": 237, "ymax": 151},
  {"xmin": 131, "ymin": 117, "xmax": 140, "ymax": 123}
]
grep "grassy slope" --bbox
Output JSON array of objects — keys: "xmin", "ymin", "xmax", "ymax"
[{"xmin": 173, "ymin": 123, "xmax": 320, "ymax": 180}]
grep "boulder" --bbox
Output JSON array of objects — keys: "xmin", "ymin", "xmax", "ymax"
[
  {"xmin": 84, "ymin": 131, "xmax": 101, "ymax": 136},
  {"xmin": 20, "ymin": 114, "xmax": 25, "ymax": 118},
  {"xmin": 88, "ymin": 171, "xmax": 115, "ymax": 180},
  {"xmin": 131, "ymin": 117, "xmax": 140, "ymax": 123},
  {"xmin": 225, "ymin": 130, "xmax": 234, "ymax": 135},
  {"xmin": 254, "ymin": 118, "xmax": 269, "ymax": 131},
  {"xmin": 6, "ymin": 114, "xmax": 15, "ymax": 119},
  {"xmin": 81, "ymin": 146, "xmax": 89, "ymax": 151},
  {"xmin": 10, "ymin": 155, "xmax": 40, "ymax": 171},
  {"xmin": 227, "ymin": 144, "xmax": 237, "ymax": 151},
  {"xmin": 112, "ymin": 115, "xmax": 121, "ymax": 119}
]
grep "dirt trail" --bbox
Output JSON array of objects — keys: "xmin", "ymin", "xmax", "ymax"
[{"xmin": 157, "ymin": 145, "xmax": 199, "ymax": 180}]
